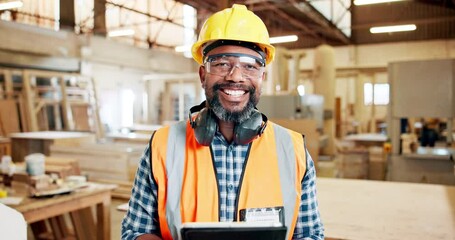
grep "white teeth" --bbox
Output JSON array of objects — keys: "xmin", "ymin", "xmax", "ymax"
[{"xmin": 223, "ymin": 89, "xmax": 245, "ymax": 96}]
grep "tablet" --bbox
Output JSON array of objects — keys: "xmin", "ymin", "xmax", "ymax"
[{"xmin": 180, "ymin": 222, "xmax": 287, "ymax": 240}]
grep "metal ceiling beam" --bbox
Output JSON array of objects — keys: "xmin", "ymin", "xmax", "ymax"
[
  {"xmin": 60, "ymin": 0, "xmax": 75, "ymax": 30},
  {"xmin": 94, "ymin": 0, "xmax": 106, "ymax": 36},
  {"xmin": 106, "ymin": 1, "xmax": 186, "ymax": 29},
  {"xmin": 173, "ymin": 0, "xmax": 218, "ymax": 12},
  {"xmin": 259, "ymin": 4, "xmax": 322, "ymax": 39},
  {"xmin": 288, "ymin": 0, "xmax": 350, "ymax": 44}
]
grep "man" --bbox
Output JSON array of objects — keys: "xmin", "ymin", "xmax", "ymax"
[{"xmin": 122, "ymin": 4, "xmax": 324, "ymax": 240}]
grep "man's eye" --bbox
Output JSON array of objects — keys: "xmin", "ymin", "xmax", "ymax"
[
  {"xmin": 213, "ymin": 62, "xmax": 230, "ymax": 68},
  {"xmin": 243, "ymin": 64, "xmax": 259, "ymax": 71}
]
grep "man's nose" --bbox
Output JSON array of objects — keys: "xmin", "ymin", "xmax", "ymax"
[{"xmin": 226, "ymin": 65, "xmax": 243, "ymax": 82}]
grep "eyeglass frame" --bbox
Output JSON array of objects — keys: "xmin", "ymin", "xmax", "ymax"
[{"xmin": 203, "ymin": 53, "xmax": 266, "ymax": 79}]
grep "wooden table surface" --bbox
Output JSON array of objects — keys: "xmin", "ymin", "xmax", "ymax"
[
  {"xmin": 11, "ymin": 182, "xmax": 116, "ymax": 240},
  {"xmin": 343, "ymin": 134, "xmax": 387, "ymax": 147},
  {"xmin": 317, "ymin": 178, "xmax": 455, "ymax": 240},
  {"xmin": 9, "ymin": 131, "xmax": 95, "ymax": 140}
]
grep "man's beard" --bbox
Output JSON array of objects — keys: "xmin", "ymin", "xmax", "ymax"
[{"xmin": 205, "ymin": 83, "xmax": 259, "ymax": 124}]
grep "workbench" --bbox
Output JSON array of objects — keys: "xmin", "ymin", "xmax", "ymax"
[
  {"xmin": 386, "ymin": 147, "xmax": 455, "ymax": 185},
  {"xmin": 317, "ymin": 178, "xmax": 455, "ymax": 240},
  {"xmin": 343, "ymin": 133, "xmax": 387, "ymax": 147},
  {"xmin": 10, "ymin": 182, "xmax": 115, "ymax": 240}
]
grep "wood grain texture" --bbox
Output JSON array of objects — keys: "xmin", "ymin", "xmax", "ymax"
[{"xmin": 317, "ymin": 178, "xmax": 455, "ymax": 240}]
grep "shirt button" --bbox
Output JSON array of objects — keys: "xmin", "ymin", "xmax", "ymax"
[
  {"xmin": 227, "ymin": 145, "xmax": 233, "ymax": 151},
  {"xmin": 228, "ymin": 184, "xmax": 234, "ymax": 191}
]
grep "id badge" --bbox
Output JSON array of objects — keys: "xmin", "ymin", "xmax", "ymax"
[{"xmin": 239, "ymin": 206, "xmax": 284, "ymax": 225}]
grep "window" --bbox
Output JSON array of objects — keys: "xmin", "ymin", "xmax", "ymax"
[{"xmin": 364, "ymin": 83, "xmax": 389, "ymax": 105}]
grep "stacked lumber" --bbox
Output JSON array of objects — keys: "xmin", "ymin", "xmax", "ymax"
[
  {"xmin": 334, "ymin": 139, "xmax": 369, "ymax": 179},
  {"xmin": 335, "ymin": 149, "xmax": 369, "ymax": 179},
  {"xmin": 49, "ymin": 142, "xmax": 144, "ymax": 182},
  {"xmin": 45, "ymin": 156, "xmax": 81, "ymax": 179}
]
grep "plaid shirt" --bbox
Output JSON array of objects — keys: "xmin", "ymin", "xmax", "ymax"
[{"xmin": 122, "ymin": 131, "xmax": 324, "ymax": 240}]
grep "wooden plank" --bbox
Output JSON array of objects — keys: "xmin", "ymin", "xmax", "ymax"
[
  {"xmin": 3, "ymin": 69, "xmax": 14, "ymax": 100},
  {"xmin": 60, "ymin": 77, "xmax": 71, "ymax": 131},
  {"xmin": 22, "ymin": 71, "xmax": 39, "ymax": 131},
  {"xmin": 69, "ymin": 209, "xmax": 86, "ymax": 240},
  {"xmin": 0, "ymin": 99, "xmax": 20, "ymax": 136},
  {"xmin": 0, "ymin": 137, "xmax": 11, "ymax": 158},
  {"xmin": 18, "ymin": 96, "xmax": 29, "ymax": 132},
  {"xmin": 71, "ymin": 105, "xmax": 91, "ymax": 131},
  {"xmin": 335, "ymin": 97, "xmax": 342, "ymax": 138},
  {"xmin": 49, "ymin": 216, "xmax": 66, "ymax": 239},
  {"xmin": 70, "ymin": 207, "xmax": 96, "ymax": 240},
  {"xmin": 30, "ymin": 220, "xmax": 53, "ymax": 240},
  {"xmin": 45, "ymin": 156, "xmax": 81, "ymax": 175},
  {"xmin": 36, "ymin": 107, "xmax": 49, "ymax": 131},
  {"xmin": 97, "ymin": 197, "xmax": 111, "ymax": 240},
  {"xmin": 90, "ymin": 77, "xmax": 105, "ymax": 139}
]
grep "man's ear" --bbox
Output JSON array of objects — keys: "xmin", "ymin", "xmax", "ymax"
[{"xmin": 199, "ymin": 65, "xmax": 206, "ymax": 85}]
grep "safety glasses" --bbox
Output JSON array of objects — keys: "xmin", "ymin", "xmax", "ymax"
[{"xmin": 204, "ymin": 53, "xmax": 265, "ymax": 79}]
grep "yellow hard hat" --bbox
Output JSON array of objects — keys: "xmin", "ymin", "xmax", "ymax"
[{"xmin": 191, "ymin": 4, "xmax": 275, "ymax": 65}]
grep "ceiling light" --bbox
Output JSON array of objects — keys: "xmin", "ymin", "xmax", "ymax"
[
  {"xmin": 0, "ymin": 1, "xmax": 23, "ymax": 11},
  {"xmin": 175, "ymin": 45, "xmax": 191, "ymax": 53},
  {"xmin": 354, "ymin": 0, "xmax": 407, "ymax": 6},
  {"xmin": 108, "ymin": 29, "xmax": 135, "ymax": 37},
  {"xmin": 370, "ymin": 24, "xmax": 416, "ymax": 34},
  {"xmin": 270, "ymin": 35, "xmax": 298, "ymax": 44}
]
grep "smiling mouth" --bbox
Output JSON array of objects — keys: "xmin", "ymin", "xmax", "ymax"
[{"xmin": 222, "ymin": 89, "xmax": 247, "ymax": 96}]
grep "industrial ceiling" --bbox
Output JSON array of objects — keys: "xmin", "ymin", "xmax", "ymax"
[
  {"xmin": 1, "ymin": 0, "xmax": 454, "ymax": 50},
  {"xmin": 174, "ymin": 0, "xmax": 455, "ymax": 49}
]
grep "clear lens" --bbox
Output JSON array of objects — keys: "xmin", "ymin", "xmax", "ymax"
[{"xmin": 205, "ymin": 54, "xmax": 265, "ymax": 79}]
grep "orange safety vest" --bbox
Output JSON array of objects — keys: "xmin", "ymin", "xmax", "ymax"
[{"xmin": 151, "ymin": 121, "xmax": 307, "ymax": 240}]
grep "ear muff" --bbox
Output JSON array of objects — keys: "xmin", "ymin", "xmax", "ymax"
[
  {"xmin": 189, "ymin": 101, "xmax": 267, "ymax": 146},
  {"xmin": 191, "ymin": 107, "xmax": 218, "ymax": 146},
  {"xmin": 233, "ymin": 109, "xmax": 267, "ymax": 145}
]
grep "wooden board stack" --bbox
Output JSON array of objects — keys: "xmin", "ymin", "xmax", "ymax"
[{"xmin": 49, "ymin": 142, "xmax": 144, "ymax": 183}]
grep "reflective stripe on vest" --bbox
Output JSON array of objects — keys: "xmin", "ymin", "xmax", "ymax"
[
  {"xmin": 273, "ymin": 123, "xmax": 297, "ymax": 240},
  {"xmin": 166, "ymin": 121, "xmax": 187, "ymax": 239},
  {"xmin": 159, "ymin": 121, "xmax": 305, "ymax": 240}
]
